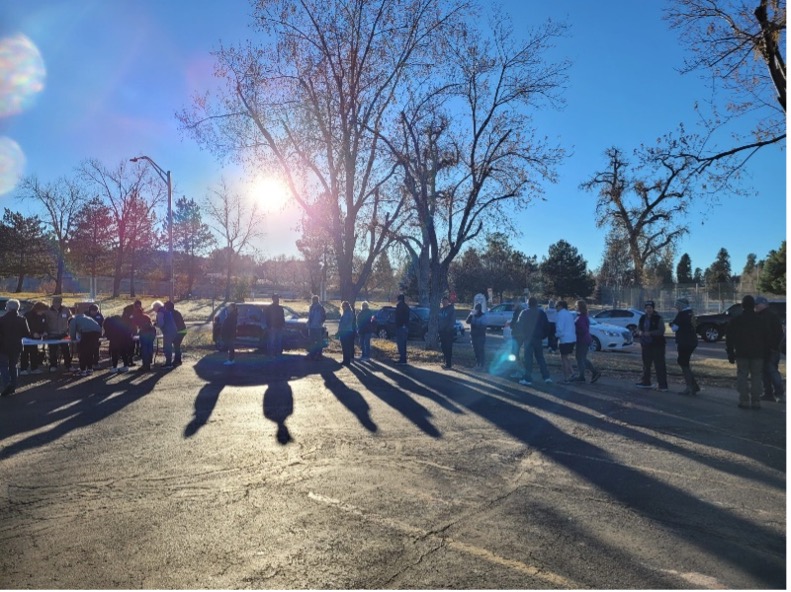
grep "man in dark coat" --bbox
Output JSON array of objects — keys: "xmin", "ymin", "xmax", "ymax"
[
  {"xmin": 755, "ymin": 296, "xmax": 784, "ymax": 403},
  {"xmin": 438, "ymin": 296, "xmax": 456, "ymax": 369},
  {"xmin": 516, "ymin": 297, "xmax": 552, "ymax": 386},
  {"xmin": 635, "ymin": 300, "xmax": 668, "ymax": 391},
  {"xmin": 726, "ymin": 295, "xmax": 770, "ymax": 409},
  {"xmin": 266, "ymin": 294, "xmax": 286, "ymax": 357},
  {"xmin": 394, "ymin": 294, "xmax": 410, "ymax": 365},
  {"xmin": 0, "ymin": 299, "xmax": 32, "ymax": 396},
  {"xmin": 669, "ymin": 297, "xmax": 700, "ymax": 396}
]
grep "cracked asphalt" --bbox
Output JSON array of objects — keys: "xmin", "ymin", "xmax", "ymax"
[{"xmin": 0, "ymin": 349, "xmax": 786, "ymax": 589}]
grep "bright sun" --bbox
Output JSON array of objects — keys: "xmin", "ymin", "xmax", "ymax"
[{"xmin": 251, "ymin": 175, "xmax": 290, "ymax": 212}]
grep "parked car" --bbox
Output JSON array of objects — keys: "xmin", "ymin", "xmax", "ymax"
[
  {"xmin": 503, "ymin": 311, "xmax": 633, "ymax": 352},
  {"xmin": 695, "ymin": 300, "xmax": 786, "ymax": 343},
  {"xmin": 0, "ymin": 297, "xmax": 35, "ymax": 318},
  {"xmin": 479, "ymin": 302, "xmax": 524, "ymax": 330},
  {"xmin": 371, "ymin": 306, "xmax": 465, "ymax": 341},
  {"xmin": 592, "ymin": 308, "xmax": 644, "ymax": 336},
  {"xmin": 212, "ymin": 302, "xmax": 327, "ymax": 353}
]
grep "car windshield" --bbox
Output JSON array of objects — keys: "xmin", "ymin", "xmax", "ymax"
[{"xmin": 413, "ymin": 308, "xmax": 429, "ymax": 320}]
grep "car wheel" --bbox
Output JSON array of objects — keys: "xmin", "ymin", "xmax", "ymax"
[
  {"xmin": 377, "ymin": 328, "xmax": 389, "ymax": 339},
  {"xmin": 701, "ymin": 324, "xmax": 722, "ymax": 342},
  {"xmin": 589, "ymin": 336, "xmax": 601, "ymax": 352},
  {"xmin": 627, "ymin": 324, "xmax": 638, "ymax": 336}
]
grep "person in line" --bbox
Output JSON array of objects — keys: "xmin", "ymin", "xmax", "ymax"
[
  {"xmin": 517, "ymin": 297, "xmax": 552, "ymax": 386},
  {"xmin": 104, "ymin": 305, "xmax": 135, "ymax": 373},
  {"xmin": 0, "ymin": 299, "xmax": 31, "ymax": 397},
  {"xmin": 222, "ymin": 303, "xmax": 238, "ymax": 366},
  {"xmin": 20, "ymin": 301, "xmax": 48, "ymax": 375},
  {"xmin": 138, "ymin": 316, "xmax": 157, "ymax": 372},
  {"xmin": 44, "ymin": 296, "xmax": 73, "ymax": 371},
  {"xmin": 394, "ymin": 294, "xmax": 410, "ymax": 365},
  {"xmin": 86, "ymin": 304, "xmax": 105, "ymax": 371},
  {"xmin": 166, "ymin": 301, "xmax": 186, "ymax": 366},
  {"xmin": 356, "ymin": 301, "xmax": 375, "ymax": 361},
  {"xmin": 509, "ymin": 302, "xmax": 525, "ymax": 378},
  {"xmin": 554, "ymin": 300, "xmax": 576, "ymax": 382},
  {"xmin": 306, "ymin": 295, "xmax": 327, "ymax": 360},
  {"xmin": 635, "ymin": 300, "xmax": 668, "ymax": 392},
  {"xmin": 131, "ymin": 300, "xmax": 148, "ymax": 360},
  {"xmin": 438, "ymin": 296, "xmax": 456, "ymax": 369},
  {"xmin": 267, "ymin": 294, "xmax": 286, "ymax": 357},
  {"xmin": 669, "ymin": 297, "xmax": 700, "ymax": 396},
  {"xmin": 755, "ymin": 296, "xmax": 784, "ymax": 403},
  {"xmin": 573, "ymin": 300, "xmax": 601, "ymax": 383},
  {"xmin": 726, "ymin": 295, "xmax": 770, "ymax": 409},
  {"xmin": 338, "ymin": 301, "xmax": 357, "ymax": 366},
  {"xmin": 69, "ymin": 308, "xmax": 102, "ymax": 376},
  {"xmin": 467, "ymin": 302, "xmax": 487, "ymax": 370},
  {"xmin": 156, "ymin": 301, "xmax": 179, "ymax": 369},
  {"xmin": 546, "ymin": 299, "xmax": 559, "ymax": 353}
]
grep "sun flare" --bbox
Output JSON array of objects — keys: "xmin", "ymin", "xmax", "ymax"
[{"xmin": 251, "ymin": 175, "xmax": 290, "ymax": 211}]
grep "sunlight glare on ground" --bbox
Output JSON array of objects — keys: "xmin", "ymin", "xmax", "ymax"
[{"xmin": 251, "ymin": 174, "xmax": 290, "ymax": 212}]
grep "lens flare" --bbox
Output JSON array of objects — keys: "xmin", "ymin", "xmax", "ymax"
[
  {"xmin": 0, "ymin": 33, "xmax": 46, "ymax": 118},
  {"xmin": 0, "ymin": 136, "xmax": 25, "ymax": 195}
]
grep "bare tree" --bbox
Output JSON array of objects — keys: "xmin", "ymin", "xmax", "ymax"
[
  {"xmin": 581, "ymin": 146, "xmax": 693, "ymax": 288},
  {"xmin": 203, "ymin": 178, "xmax": 266, "ymax": 300},
  {"xmin": 380, "ymin": 15, "xmax": 568, "ymax": 344},
  {"xmin": 665, "ymin": 0, "xmax": 786, "ymax": 173},
  {"xmin": 81, "ymin": 159, "xmax": 165, "ymax": 297},
  {"xmin": 15, "ymin": 175, "xmax": 87, "ymax": 294},
  {"xmin": 178, "ymin": 0, "xmax": 467, "ymax": 303}
]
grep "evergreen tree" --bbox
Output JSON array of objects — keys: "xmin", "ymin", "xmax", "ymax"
[
  {"xmin": 704, "ymin": 248, "xmax": 733, "ymax": 304},
  {"xmin": 0, "ymin": 209, "xmax": 52, "ymax": 292},
  {"xmin": 759, "ymin": 241, "xmax": 786, "ymax": 295},
  {"xmin": 676, "ymin": 253, "xmax": 693, "ymax": 284},
  {"xmin": 540, "ymin": 240, "xmax": 595, "ymax": 299}
]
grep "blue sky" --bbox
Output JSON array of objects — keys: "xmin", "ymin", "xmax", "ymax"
[{"xmin": 0, "ymin": 0, "xmax": 786, "ymax": 278}]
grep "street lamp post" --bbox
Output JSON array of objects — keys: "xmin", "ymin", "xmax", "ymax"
[{"xmin": 129, "ymin": 156, "xmax": 173, "ymax": 301}]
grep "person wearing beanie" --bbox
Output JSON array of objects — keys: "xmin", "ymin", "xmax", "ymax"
[
  {"xmin": 726, "ymin": 295, "xmax": 770, "ymax": 409},
  {"xmin": 670, "ymin": 297, "xmax": 700, "ymax": 396},
  {"xmin": 634, "ymin": 300, "xmax": 668, "ymax": 391}
]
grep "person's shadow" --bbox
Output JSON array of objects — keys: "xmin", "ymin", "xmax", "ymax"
[{"xmin": 263, "ymin": 380, "xmax": 294, "ymax": 444}]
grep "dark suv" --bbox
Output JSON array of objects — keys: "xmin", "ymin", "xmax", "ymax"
[
  {"xmin": 695, "ymin": 300, "xmax": 786, "ymax": 342},
  {"xmin": 212, "ymin": 302, "xmax": 327, "ymax": 353}
]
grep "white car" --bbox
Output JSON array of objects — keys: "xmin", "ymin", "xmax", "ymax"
[
  {"xmin": 478, "ymin": 302, "xmax": 524, "ymax": 330},
  {"xmin": 503, "ymin": 312, "xmax": 634, "ymax": 352},
  {"xmin": 592, "ymin": 308, "xmax": 643, "ymax": 335}
]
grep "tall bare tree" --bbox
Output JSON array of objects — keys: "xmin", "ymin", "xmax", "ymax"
[
  {"xmin": 81, "ymin": 159, "xmax": 165, "ymax": 297},
  {"xmin": 178, "ymin": 0, "xmax": 467, "ymax": 303},
  {"xmin": 665, "ymin": 0, "xmax": 786, "ymax": 174},
  {"xmin": 15, "ymin": 175, "xmax": 86, "ymax": 294},
  {"xmin": 581, "ymin": 146, "xmax": 694, "ymax": 288},
  {"xmin": 379, "ymin": 15, "xmax": 568, "ymax": 344},
  {"xmin": 203, "ymin": 178, "xmax": 266, "ymax": 300}
]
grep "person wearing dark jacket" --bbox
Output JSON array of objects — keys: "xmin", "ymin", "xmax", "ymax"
[
  {"xmin": 338, "ymin": 301, "xmax": 357, "ymax": 365},
  {"xmin": 103, "ymin": 308, "xmax": 134, "ymax": 373},
  {"xmin": 138, "ymin": 316, "xmax": 157, "ymax": 372},
  {"xmin": 44, "ymin": 296, "xmax": 72, "ymax": 370},
  {"xmin": 438, "ymin": 296, "xmax": 456, "ymax": 369},
  {"xmin": 356, "ymin": 301, "xmax": 375, "ymax": 361},
  {"xmin": 467, "ymin": 302, "xmax": 487, "ymax": 370},
  {"xmin": 394, "ymin": 294, "xmax": 410, "ymax": 365},
  {"xmin": 69, "ymin": 310, "xmax": 102, "ymax": 376},
  {"xmin": 670, "ymin": 298, "xmax": 700, "ymax": 396},
  {"xmin": 222, "ymin": 303, "xmax": 238, "ymax": 366},
  {"xmin": 509, "ymin": 302, "xmax": 525, "ymax": 377},
  {"xmin": 86, "ymin": 304, "xmax": 105, "ymax": 371},
  {"xmin": 20, "ymin": 301, "xmax": 48, "ymax": 375},
  {"xmin": 635, "ymin": 300, "xmax": 668, "ymax": 391},
  {"xmin": 517, "ymin": 297, "xmax": 551, "ymax": 385},
  {"xmin": 727, "ymin": 295, "xmax": 770, "ymax": 409},
  {"xmin": 0, "ymin": 299, "xmax": 31, "ymax": 396},
  {"xmin": 755, "ymin": 296, "xmax": 784, "ymax": 403},
  {"xmin": 165, "ymin": 301, "xmax": 186, "ymax": 366}
]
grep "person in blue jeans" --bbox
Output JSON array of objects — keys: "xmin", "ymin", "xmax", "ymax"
[
  {"xmin": 395, "ymin": 294, "xmax": 410, "ymax": 365},
  {"xmin": 517, "ymin": 297, "xmax": 552, "ymax": 385},
  {"xmin": 467, "ymin": 303, "xmax": 487, "ymax": 370}
]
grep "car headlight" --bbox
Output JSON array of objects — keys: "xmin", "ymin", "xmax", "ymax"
[{"xmin": 604, "ymin": 330, "xmax": 620, "ymax": 337}]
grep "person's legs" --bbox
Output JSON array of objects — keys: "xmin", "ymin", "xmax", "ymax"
[
  {"xmin": 396, "ymin": 326, "xmax": 408, "ymax": 363},
  {"xmin": 163, "ymin": 336, "xmax": 174, "ymax": 366},
  {"xmin": 640, "ymin": 346, "xmax": 653, "ymax": 385},
  {"xmin": 574, "ymin": 344, "xmax": 588, "ymax": 381},
  {"xmin": 534, "ymin": 341, "xmax": 550, "ymax": 380},
  {"xmin": 749, "ymin": 358, "xmax": 764, "ymax": 406},
  {"xmin": 0, "ymin": 353, "xmax": 11, "ymax": 394},
  {"xmin": 654, "ymin": 346, "xmax": 668, "ymax": 389},
  {"xmin": 522, "ymin": 343, "xmax": 534, "ymax": 381},
  {"xmin": 736, "ymin": 357, "xmax": 750, "ymax": 406},
  {"xmin": 763, "ymin": 350, "xmax": 784, "ymax": 399},
  {"xmin": 61, "ymin": 343, "xmax": 72, "ymax": 367},
  {"xmin": 173, "ymin": 334, "xmax": 185, "ymax": 364}
]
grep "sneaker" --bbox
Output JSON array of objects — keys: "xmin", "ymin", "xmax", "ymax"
[
  {"xmin": 223, "ymin": 360, "xmax": 235, "ymax": 366},
  {"xmin": 128, "ymin": 361, "xmax": 137, "ymax": 367},
  {"xmin": 162, "ymin": 364, "xmax": 174, "ymax": 369},
  {"xmin": 85, "ymin": 369, "xmax": 93, "ymax": 375},
  {"xmin": 518, "ymin": 379, "xmax": 532, "ymax": 386},
  {"xmin": 737, "ymin": 402, "xmax": 751, "ymax": 409},
  {"xmin": 78, "ymin": 370, "xmax": 89, "ymax": 377},
  {"xmin": 590, "ymin": 371, "xmax": 602, "ymax": 384},
  {"xmin": 635, "ymin": 382, "xmax": 653, "ymax": 389},
  {"xmin": 119, "ymin": 366, "xmax": 129, "ymax": 373},
  {"xmin": 110, "ymin": 367, "xmax": 120, "ymax": 373},
  {"xmin": 760, "ymin": 394, "xmax": 776, "ymax": 402},
  {"xmin": 19, "ymin": 370, "xmax": 30, "ymax": 376},
  {"xmin": 32, "ymin": 368, "xmax": 44, "ymax": 375},
  {"xmin": 657, "ymin": 387, "xmax": 669, "ymax": 392},
  {"xmin": 1, "ymin": 386, "xmax": 15, "ymax": 397},
  {"xmin": 48, "ymin": 366, "xmax": 56, "ymax": 373},
  {"xmin": 544, "ymin": 378, "xmax": 553, "ymax": 384}
]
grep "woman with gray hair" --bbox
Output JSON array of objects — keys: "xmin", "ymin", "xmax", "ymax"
[{"xmin": 0, "ymin": 299, "xmax": 32, "ymax": 396}]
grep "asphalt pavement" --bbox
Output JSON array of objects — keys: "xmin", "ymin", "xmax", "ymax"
[{"xmin": 0, "ymin": 345, "xmax": 785, "ymax": 589}]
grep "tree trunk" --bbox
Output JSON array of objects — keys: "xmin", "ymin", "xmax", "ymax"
[
  {"xmin": 224, "ymin": 250, "xmax": 233, "ymax": 301},
  {"xmin": 15, "ymin": 274, "xmax": 24, "ymax": 293},
  {"xmin": 112, "ymin": 250, "xmax": 124, "ymax": 298},
  {"xmin": 54, "ymin": 255, "xmax": 65, "ymax": 295}
]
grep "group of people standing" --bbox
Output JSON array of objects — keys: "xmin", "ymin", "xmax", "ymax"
[{"xmin": 0, "ymin": 296, "xmax": 187, "ymax": 397}]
